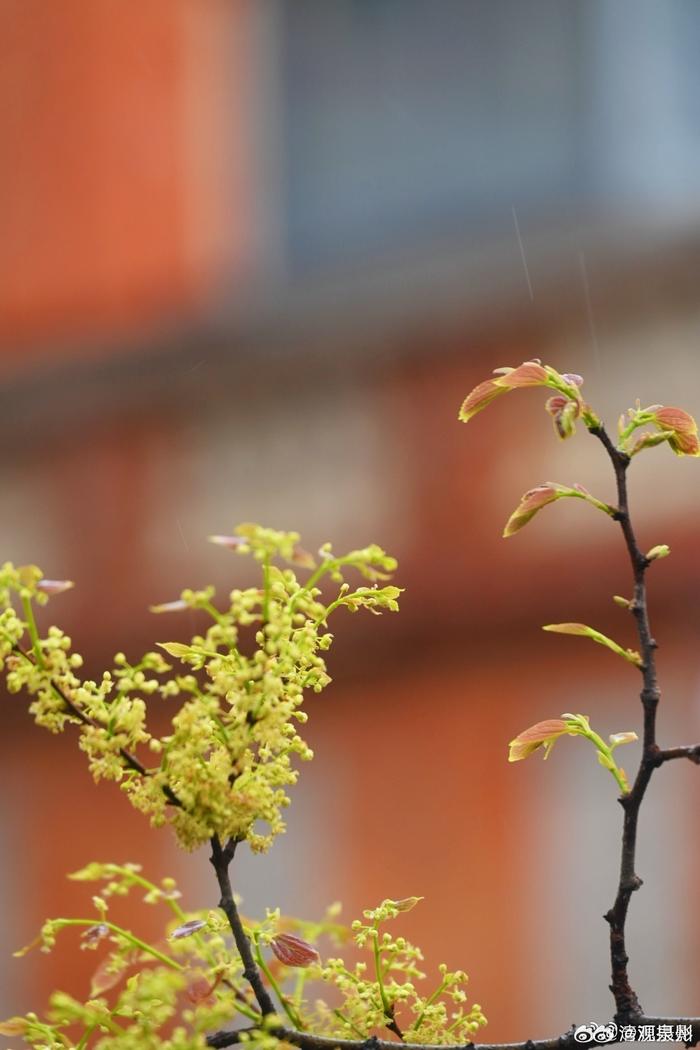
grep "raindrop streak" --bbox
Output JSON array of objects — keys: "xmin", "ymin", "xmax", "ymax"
[
  {"xmin": 183, "ymin": 359, "xmax": 206, "ymax": 375},
  {"xmin": 175, "ymin": 517, "xmax": 189, "ymax": 552},
  {"xmin": 512, "ymin": 206, "xmax": 534, "ymax": 301},
  {"xmin": 578, "ymin": 251, "xmax": 602, "ymax": 374}
]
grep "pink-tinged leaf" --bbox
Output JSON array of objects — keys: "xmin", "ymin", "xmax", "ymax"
[
  {"xmin": 270, "ymin": 933, "xmax": 320, "ymax": 968},
  {"xmin": 37, "ymin": 579, "xmax": 74, "ymax": 596},
  {"xmin": 545, "ymin": 395, "xmax": 580, "ymax": 439},
  {"xmin": 646, "ymin": 407, "xmax": 700, "ymax": 457},
  {"xmin": 545, "ymin": 395, "xmax": 568, "ymax": 415},
  {"xmin": 654, "ymin": 407, "xmax": 697, "ymax": 434},
  {"xmin": 503, "ymin": 483, "xmax": 561, "ymax": 537},
  {"xmin": 542, "ymin": 622, "xmax": 592, "ymax": 636},
  {"xmin": 170, "ymin": 919, "xmax": 207, "ymax": 941},
  {"xmin": 503, "ymin": 482, "xmax": 612, "ymax": 538},
  {"xmin": 458, "ymin": 379, "xmax": 507, "ymax": 422},
  {"xmin": 543, "ymin": 624, "xmax": 643, "ymax": 667},
  {"xmin": 668, "ymin": 430, "xmax": 700, "ymax": 456},
  {"xmin": 493, "ymin": 361, "xmax": 548, "ymax": 388},
  {"xmin": 508, "ymin": 719, "xmax": 570, "ymax": 762},
  {"xmin": 561, "ymin": 373, "xmax": 584, "ymax": 387}
]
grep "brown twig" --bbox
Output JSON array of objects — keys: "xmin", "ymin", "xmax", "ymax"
[
  {"xmin": 206, "ymin": 1017, "xmax": 700, "ymax": 1050},
  {"xmin": 209, "ymin": 834, "xmax": 276, "ymax": 1018},
  {"xmin": 657, "ymin": 745, "xmax": 700, "ymax": 764},
  {"xmin": 591, "ymin": 425, "xmax": 664, "ymax": 1020}
]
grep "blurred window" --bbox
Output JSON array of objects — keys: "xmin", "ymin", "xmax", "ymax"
[{"xmin": 278, "ymin": 0, "xmax": 700, "ymax": 269}]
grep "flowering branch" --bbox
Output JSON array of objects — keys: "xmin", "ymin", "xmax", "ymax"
[{"xmin": 8, "ymin": 639, "xmax": 183, "ymax": 808}]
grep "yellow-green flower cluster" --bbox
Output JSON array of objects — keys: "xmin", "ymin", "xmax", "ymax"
[
  {"xmin": 314, "ymin": 897, "xmax": 487, "ymax": 1044},
  {"xmin": 6, "ymin": 865, "xmax": 261, "ymax": 1049},
  {"xmin": 0, "ymin": 527, "xmax": 400, "ymax": 853},
  {"xmin": 5, "ymin": 865, "xmax": 486, "ymax": 1050}
]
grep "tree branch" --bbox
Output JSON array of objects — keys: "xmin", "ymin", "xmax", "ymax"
[
  {"xmin": 591, "ymin": 426, "xmax": 662, "ymax": 1020},
  {"xmin": 206, "ymin": 1017, "xmax": 700, "ymax": 1050},
  {"xmin": 657, "ymin": 745, "xmax": 700, "ymax": 765},
  {"xmin": 209, "ymin": 834, "xmax": 276, "ymax": 1018},
  {"xmin": 209, "ymin": 428, "xmax": 700, "ymax": 1045}
]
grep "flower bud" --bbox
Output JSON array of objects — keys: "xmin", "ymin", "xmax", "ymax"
[
  {"xmin": 37, "ymin": 579, "xmax": 74, "ymax": 596},
  {"xmin": 609, "ymin": 732, "xmax": 638, "ymax": 747},
  {"xmin": 149, "ymin": 599, "xmax": 188, "ymax": 613},
  {"xmin": 170, "ymin": 919, "xmax": 207, "ymax": 940},
  {"xmin": 646, "ymin": 544, "xmax": 670, "ymax": 561},
  {"xmin": 208, "ymin": 535, "xmax": 247, "ymax": 549}
]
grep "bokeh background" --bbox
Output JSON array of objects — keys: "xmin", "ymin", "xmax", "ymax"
[{"xmin": 2, "ymin": 0, "xmax": 700, "ymax": 1042}]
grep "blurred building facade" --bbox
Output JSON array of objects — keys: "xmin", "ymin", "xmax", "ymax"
[{"xmin": 2, "ymin": 1, "xmax": 700, "ymax": 1041}]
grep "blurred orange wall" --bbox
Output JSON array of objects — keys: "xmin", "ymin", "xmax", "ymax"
[{"xmin": 0, "ymin": 0, "xmax": 250, "ymax": 358}]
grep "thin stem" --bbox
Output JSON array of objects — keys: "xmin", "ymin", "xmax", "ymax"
[
  {"xmin": 289, "ymin": 562, "xmax": 335, "ymax": 613},
  {"xmin": 253, "ymin": 934, "xmax": 305, "ymax": 1030},
  {"xmin": 209, "ymin": 835, "xmax": 276, "ymax": 1017},
  {"xmin": 411, "ymin": 978, "xmax": 448, "ymax": 1033},
  {"xmin": 103, "ymin": 865, "xmax": 188, "ymax": 922},
  {"xmin": 262, "ymin": 553, "xmax": 271, "ymax": 624},
  {"xmin": 578, "ymin": 724, "xmax": 629, "ymax": 795},
  {"xmin": 50, "ymin": 918, "xmax": 182, "ymax": 971},
  {"xmin": 75, "ymin": 1023, "xmax": 98, "ymax": 1049},
  {"xmin": 332, "ymin": 1011, "xmax": 367, "ymax": 1040},
  {"xmin": 372, "ymin": 929, "xmax": 404, "ymax": 1040},
  {"xmin": 21, "ymin": 594, "xmax": 44, "ymax": 669}
]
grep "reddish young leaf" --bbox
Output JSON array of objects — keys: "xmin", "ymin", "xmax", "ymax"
[
  {"xmin": 458, "ymin": 379, "xmax": 507, "ymax": 422},
  {"xmin": 654, "ymin": 407, "xmax": 697, "ymax": 434},
  {"xmin": 494, "ymin": 361, "xmax": 548, "ymax": 388},
  {"xmin": 270, "ymin": 933, "xmax": 320, "ymax": 968},
  {"xmin": 647, "ymin": 406, "xmax": 700, "ymax": 457},
  {"xmin": 503, "ymin": 483, "xmax": 562, "ymax": 537},
  {"xmin": 508, "ymin": 719, "xmax": 570, "ymax": 762}
]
